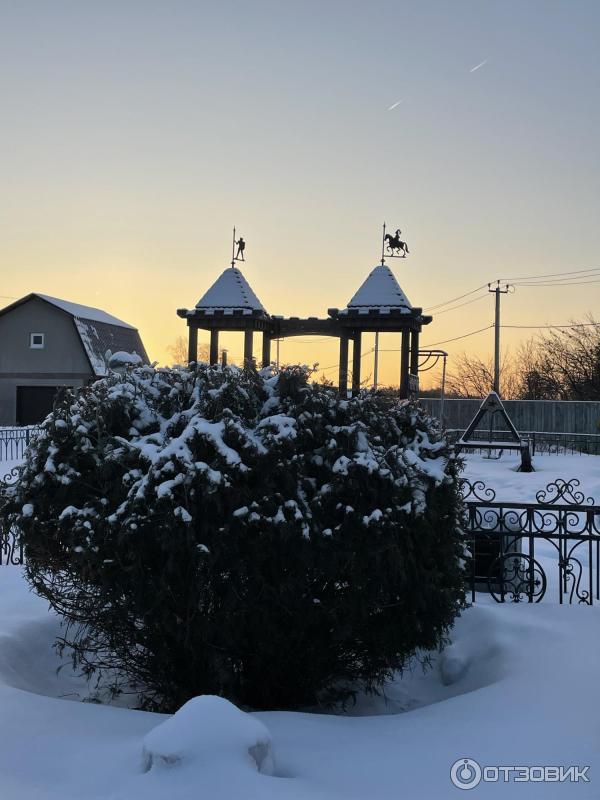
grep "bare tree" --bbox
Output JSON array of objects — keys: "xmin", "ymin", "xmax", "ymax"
[
  {"xmin": 167, "ymin": 336, "xmax": 210, "ymax": 366},
  {"xmin": 517, "ymin": 316, "xmax": 600, "ymax": 400},
  {"xmin": 447, "ymin": 317, "xmax": 600, "ymax": 401},
  {"xmin": 446, "ymin": 351, "xmax": 522, "ymax": 399}
]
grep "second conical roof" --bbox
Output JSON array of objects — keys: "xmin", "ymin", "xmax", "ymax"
[{"xmin": 346, "ymin": 264, "xmax": 412, "ymax": 311}]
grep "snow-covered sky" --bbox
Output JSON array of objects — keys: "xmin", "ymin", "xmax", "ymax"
[{"xmin": 1, "ymin": 1, "xmax": 599, "ymax": 385}]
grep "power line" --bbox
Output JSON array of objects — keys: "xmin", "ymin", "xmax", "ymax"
[
  {"xmin": 424, "ymin": 283, "xmax": 489, "ymax": 312},
  {"xmin": 512, "ymin": 278, "xmax": 600, "ymax": 288},
  {"xmin": 500, "ymin": 267, "xmax": 600, "ymax": 282},
  {"xmin": 501, "ymin": 322, "xmax": 600, "ymax": 330},
  {"xmin": 425, "ymin": 267, "xmax": 600, "ymax": 314},
  {"xmin": 431, "ymin": 293, "xmax": 489, "ymax": 316},
  {"xmin": 423, "ymin": 325, "xmax": 494, "ymax": 348},
  {"xmin": 379, "ymin": 325, "xmax": 493, "ymax": 351},
  {"xmin": 318, "ymin": 348, "xmax": 374, "ymax": 374}
]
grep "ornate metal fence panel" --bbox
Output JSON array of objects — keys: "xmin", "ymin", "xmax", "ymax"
[
  {"xmin": 460, "ymin": 478, "xmax": 600, "ymax": 604},
  {"xmin": 0, "ymin": 464, "xmax": 23, "ymax": 566},
  {"xmin": 0, "ymin": 426, "xmax": 40, "ymax": 462}
]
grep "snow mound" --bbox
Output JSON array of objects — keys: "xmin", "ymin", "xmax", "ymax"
[
  {"xmin": 108, "ymin": 350, "xmax": 143, "ymax": 371},
  {"xmin": 142, "ymin": 695, "xmax": 274, "ymax": 775}
]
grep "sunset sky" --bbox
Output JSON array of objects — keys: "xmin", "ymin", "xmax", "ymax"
[{"xmin": 2, "ymin": 1, "xmax": 599, "ymax": 388}]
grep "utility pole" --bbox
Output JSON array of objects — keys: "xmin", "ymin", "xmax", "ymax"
[
  {"xmin": 488, "ymin": 280, "xmax": 511, "ymax": 396},
  {"xmin": 440, "ymin": 352, "xmax": 447, "ymax": 421}
]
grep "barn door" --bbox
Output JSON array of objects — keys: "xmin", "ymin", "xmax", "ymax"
[{"xmin": 16, "ymin": 386, "xmax": 59, "ymax": 426}]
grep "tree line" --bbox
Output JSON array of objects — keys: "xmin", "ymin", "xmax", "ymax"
[{"xmin": 435, "ymin": 316, "xmax": 600, "ymax": 401}]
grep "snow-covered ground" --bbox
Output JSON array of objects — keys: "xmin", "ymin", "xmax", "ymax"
[
  {"xmin": 1, "ymin": 453, "xmax": 599, "ymax": 799},
  {"xmin": 461, "ymin": 452, "xmax": 600, "ymax": 503}
]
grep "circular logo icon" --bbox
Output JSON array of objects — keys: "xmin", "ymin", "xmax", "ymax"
[{"xmin": 450, "ymin": 758, "xmax": 482, "ymax": 790}]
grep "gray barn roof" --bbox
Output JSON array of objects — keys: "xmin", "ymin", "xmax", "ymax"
[{"xmin": 0, "ymin": 293, "xmax": 149, "ymax": 377}]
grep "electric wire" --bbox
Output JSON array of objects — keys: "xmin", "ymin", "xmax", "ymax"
[
  {"xmin": 378, "ymin": 325, "xmax": 493, "ymax": 351},
  {"xmin": 500, "ymin": 267, "xmax": 600, "ymax": 282},
  {"xmin": 430, "ymin": 293, "xmax": 489, "ymax": 316}
]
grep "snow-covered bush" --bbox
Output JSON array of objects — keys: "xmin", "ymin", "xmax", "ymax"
[{"xmin": 6, "ymin": 363, "xmax": 465, "ymax": 710}]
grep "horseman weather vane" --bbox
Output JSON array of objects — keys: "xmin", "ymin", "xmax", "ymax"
[
  {"xmin": 231, "ymin": 227, "xmax": 246, "ymax": 267},
  {"xmin": 381, "ymin": 222, "xmax": 410, "ymax": 264}
]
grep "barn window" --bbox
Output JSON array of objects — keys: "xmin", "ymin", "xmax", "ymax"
[{"xmin": 29, "ymin": 333, "xmax": 45, "ymax": 349}]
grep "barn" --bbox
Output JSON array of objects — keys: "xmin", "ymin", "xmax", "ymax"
[{"xmin": 0, "ymin": 293, "xmax": 149, "ymax": 426}]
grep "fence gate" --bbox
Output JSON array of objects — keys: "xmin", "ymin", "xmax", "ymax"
[{"xmin": 461, "ymin": 477, "xmax": 600, "ymax": 604}]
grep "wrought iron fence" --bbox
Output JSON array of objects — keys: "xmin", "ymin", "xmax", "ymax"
[
  {"xmin": 1, "ymin": 524, "xmax": 22, "ymax": 566},
  {"xmin": 0, "ymin": 465, "xmax": 22, "ymax": 565},
  {"xmin": 460, "ymin": 477, "xmax": 600, "ymax": 604},
  {"xmin": 0, "ymin": 427, "xmax": 40, "ymax": 462}
]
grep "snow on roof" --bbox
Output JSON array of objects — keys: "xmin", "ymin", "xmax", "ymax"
[
  {"xmin": 74, "ymin": 318, "xmax": 149, "ymax": 377},
  {"xmin": 36, "ymin": 294, "xmax": 136, "ymax": 329},
  {"xmin": 195, "ymin": 268, "xmax": 266, "ymax": 313},
  {"xmin": 345, "ymin": 265, "xmax": 412, "ymax": 311}
]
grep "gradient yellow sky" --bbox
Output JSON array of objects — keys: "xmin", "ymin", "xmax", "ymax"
[{"xmin": 2, "ymin": 1, "xmax": 599, "ymax": 389}]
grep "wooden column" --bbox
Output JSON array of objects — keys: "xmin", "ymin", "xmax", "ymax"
[
  {"xmin": 410, "ymin": 330, "xmax": 420, "ymax": 375},
  {"xmin": 262, "ymin": 332, "xmax": 271, "ymax": 367},
  {"xmin": 352, "ymin": 332, "xmax": 362, "ymax": 395},
  {"xmin": 400, "ymin": 329, "xmax": 410, "ymax": 398},
  {"xmin": 209, "ymin": 330, "xmax": 219, "ymax": 365},
  {"xmin": 338, "ymin": 334, "xmax": 349, "ymax": 396},
  {"xmin": 188, "ymin": 326, "xmax": 198, "ymax": 363},
  {"xmin": 244, "ymin": 329, "xmax": 254, "ymax": 366},
  {"xmin": 221, "ymin": 349, "xmax": 228, "ymax": 367}
]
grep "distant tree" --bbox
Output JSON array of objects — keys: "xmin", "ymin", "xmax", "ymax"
[
  {"xmin": 516, "ymin": 316, "xmax": 600, "ymax": 401},
  {"xmin": 445, "ymin": 317, "xmax": 600, "ymax": 401},
  {"xmin": 167, "ymin": 335, "xmax": 210, "ymax": 366},
  {"xmin": 445, "ymin": 351, "xmax": 522, "ymax": 399}
]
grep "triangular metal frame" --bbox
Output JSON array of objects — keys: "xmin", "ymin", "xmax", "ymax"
[{"xmin": 458, "ymin": 392, "xmax": 522, "ymax": 448}]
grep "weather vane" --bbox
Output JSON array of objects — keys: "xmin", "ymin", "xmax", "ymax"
[
  {"xmin": 231, "ymin": 227, "xmax": 246, "ymax": 267},
  {"xmin": 380, "ymin": 222, "xmax": 410, "ymax": 264}
]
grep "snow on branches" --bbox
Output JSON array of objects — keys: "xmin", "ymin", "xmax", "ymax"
[{"xmin": 6, "ymin": 363, "xmax": 465, "ymax": 710}]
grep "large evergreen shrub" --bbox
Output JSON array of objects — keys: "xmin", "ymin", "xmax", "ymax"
[{"xmin": 6, "ymin": 363, "xmax": 465, "ymax": 710}]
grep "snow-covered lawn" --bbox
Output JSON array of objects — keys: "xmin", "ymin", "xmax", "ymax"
[
  {"xmin": 1, "ymin": 453, "xmax": 599, "ymax": 799},
  {"xmin": 461, "ymin": 452, "xmax": 600, "ymax": 503}
]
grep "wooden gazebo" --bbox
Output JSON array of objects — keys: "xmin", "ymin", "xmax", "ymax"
[{"xmin": 177, "ymin": 262, "xmax": 432, "ymax": 398}]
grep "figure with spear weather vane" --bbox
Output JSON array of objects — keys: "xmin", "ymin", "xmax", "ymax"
[
  {"xmin": 381, "ymin": 222, "xmax": 410, "ymax": 263},
  {"xmin": 231, "ymin": 227, "xmax": 246, "ymax": 267},
  {"xmin": 235, "ymin": 236, "xmax": 245, "ymax": 261}
]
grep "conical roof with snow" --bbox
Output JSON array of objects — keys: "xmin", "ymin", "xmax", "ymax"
[
  {"xmin": 195, "ymin": 267, "xmax": 266, "ymax": 313},
  {"xmin": 344, "ymin": 264, "xmax": 412, "ymax": 313}
]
